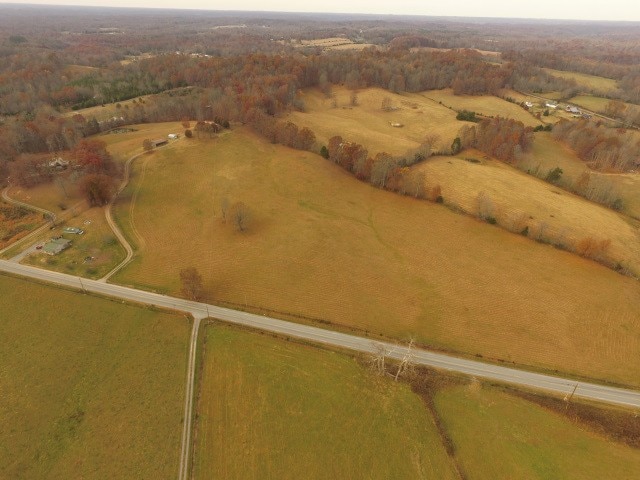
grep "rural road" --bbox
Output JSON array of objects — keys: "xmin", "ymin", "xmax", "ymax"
[
  {"xmin": 99, "ymin": 150, "xmax": 140, "ymax": 282},
  {"xmin": 2, "ymin": 259, "xmax": 640, "ymax": 410}
]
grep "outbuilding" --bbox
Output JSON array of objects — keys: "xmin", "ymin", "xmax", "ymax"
[{"xmin": 42, "ymin": 238, "xmax": 71, "ymax": 255}]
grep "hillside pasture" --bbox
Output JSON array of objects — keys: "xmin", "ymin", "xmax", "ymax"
[
  {"xmin": 193, "ymin": 325, "xmax": 458, "ymax": 480},
  {"xmin": 111, "ymin": 127, "xmax": 640, "ymax": 387},
  {"xmin": 411, "ymin": 150, "xmax": 640, "ymax": 275},
  {"xmin": 0, "ymin": 274, "xmax": 190, "ymax": 480},
  {"xmin": 435, "ymin": 384, "xmax": 640, "ymax": 480},
  {"xmin": 521, "ymin": 133, "xmax": 640, "ymax": 219},
  {"xmin": 288, "ymin": 86, "xmax": 463, "ymax": 156},
  {"xmin": 420, "ymin": 88, "xmax": 542, "ymax": 127},
  {"xmin": 543, "ymin": 68, "xmax": 619, "ymax": 93}
]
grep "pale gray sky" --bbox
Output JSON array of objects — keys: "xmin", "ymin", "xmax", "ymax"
[{"xmin": 2, "ymin": 0, "xmax": 640, "ymax": 21}]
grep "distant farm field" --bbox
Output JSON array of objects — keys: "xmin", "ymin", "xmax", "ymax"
[
  {"xmin": 192, "ymin": 325, "xmax": 458, "ymax": 479},
  {"xmin": 111, "ymin": 127, "xmax": 640, "ymax": 386},
  {"xmin": 435, "ymin": 384, "xmax": 640, "ymax": 479},
  {"xmin": 420, "ymin": 88, "xmax": 542, "ymax": 127},
  {"xmin": 411, "ymin": 145, "xmax": 640, "ymax": 275},
  {"xmin": 288, "ymin": 87, "xmax": 464, "ymax": 155},
  {"xmin": 0, "ymin": 274, "xmax": 190, "ymax": 479},
  {"xmin": 543, "ymin": 68, "xmax": 619, "ymax": 93}
]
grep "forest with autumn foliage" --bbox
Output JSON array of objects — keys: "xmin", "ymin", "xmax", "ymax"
[{"xmin": 1, "ymin": 5, "xmax": 639, "ymax": 199}]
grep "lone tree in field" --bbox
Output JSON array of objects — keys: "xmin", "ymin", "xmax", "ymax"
[
  {"xmin": 230, "ymin": 201, "xmax": 251, "ymax": 232},
  {"xmin": 143, "ymin": 139, "xmax": 153, "ymax": 152},
  {"xmin": 180, "ymin": 267, "xmax": 204, "ymax": 300}
]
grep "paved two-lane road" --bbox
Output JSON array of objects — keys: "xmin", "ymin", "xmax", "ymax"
[{"xmin": 1, "ymin": 259, "xmax": 639, "ymax": 409}]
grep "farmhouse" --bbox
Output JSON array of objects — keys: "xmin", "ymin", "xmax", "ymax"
[
  {"xmin": 48, "ymin": 157, "xmax": 69, "ymax": 169},
  {"xmin": 42, "ymin": 238, "xmax": 71, "ymax": 255},
  {"xmin": 545, "ymin": 102, "xmax": 558, "ymax": 109},
  {"xmin": 566, "ymin": 105, "xmax": 581, "ymax": 114},
  {"xmin": 151, "ymin": 138, "xmax": 168, "ymax": 147},
  {"xmin": 524, "ymin": 101, "xmax": 534, "ymax": 108}
]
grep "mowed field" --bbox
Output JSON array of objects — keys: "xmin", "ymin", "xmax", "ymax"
[
  {"xmin": 419, "ymin": 88, "xmax": 543, "ymax": 127},
  {"xmin": 542, "ymin": 68, "xmax": 619, "ymax": 93},
  {"xmin": 411, "ymin": 144, "xmax": 640, "ymax": 275},
  {"xmin": 112, "ymin": 127, "xmax": 640, "ymax": 386},
  {"xmin": 434, "ymin": 384, "xmax": 640, "ymax": 480},
  {"xmin": 0, "ymin": 274, "xmax": 190, "ymax": 479},
  {"xmin": 192, "ymin": 325, "xmax": 458, "ymax": 479},
  {"xmin": 288, "ymin": 87, "xmax": 464, "ymax": 156}
]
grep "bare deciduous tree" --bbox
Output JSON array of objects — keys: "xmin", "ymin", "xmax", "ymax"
[{"xmin": 180, "ymin": 267, "xmax": 204, "ymax": 300}]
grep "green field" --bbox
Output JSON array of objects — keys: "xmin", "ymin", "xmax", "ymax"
[
  {"xmin": 435, "ymin": 384, "xmax": 640, "ymax": 479},
  {"xmin": 192, "ymin": 324, "xmax": 458, "ymax": 480},
  {"xmin": 0, "ymin": 274, "xmax": 190, "ymax": 479},
  {"xmin": 420, "ymin": 88, "xmax": 542, "ymax": 127},
  {"xmin": 543, "ymin": 68, "xmax": 619, "ymax": 93},
  {"xmin": 110, "ymin": 127, "xmax": 640, "ymax": 387}
]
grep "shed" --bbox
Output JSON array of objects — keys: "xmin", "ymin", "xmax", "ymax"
[
  {"xmin": 168, "ymin": 133, "xmax": 179, "ymax": 140},
  {"xmin": 151, "ymin": 138, "xmax": 168, "ymax": 147},
  {"xmin": 63, "ymin": 227, "xmax": 84, "ymax": 235},
  {"xmin": 42, "ymin": 238, "xmax": 71, "ymax": 255}
]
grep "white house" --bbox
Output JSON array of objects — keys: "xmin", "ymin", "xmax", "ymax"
[{"xmin": 545, "ymin": 102, "xmax": 558, "ymax": 109}]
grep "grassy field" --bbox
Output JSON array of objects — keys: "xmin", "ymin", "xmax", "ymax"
[
  {"xmin": 568, "ymin": 95, "xmax": 637, "ymax": 117},
  {"xmin": 522, "ymin": 133, "xmax": 640, "ymax": 219},
  {"xmin": 288, "ymin": 86, "xmax": 464, "ymax": 156},
  {"xmin": 420, "ymin": 88, "xmax": 543, "ymax": 127},
  {"xmin": 110, "ymin": 127, "xmax": 640, "ymax": 386},
  {"xmin": 192, "ymin": 324, "xmax": 458, "ymax": 480},
  {"xmin": 0, "ymin": 274, "xmax": 190, "ymax": 479},
  {"xmin": 411, "ymin": 143, "xmax": 640, "ymax": 274},
  {"xmin": 292, "ymin": 37, "xmax": 375, "ymax": 51},
  {"xmin": 434, "ymin": 384, "xmax": 640, "ymax": 479},
  {"xmin": 543, "ymin": 68, "xmax": 619, "ymax": 93}
]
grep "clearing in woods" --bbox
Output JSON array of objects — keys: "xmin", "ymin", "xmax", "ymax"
[
  {"xmin": 419, "ymin": 88, "xmax": 543, "ymax": 127},
  {"xmin": 287, "ymin": 86, "xmax": 464, "ymax": 156},
  {"xmin": 192, "ymin": 324, "xmax": 459, "ymax": 480},
  {"xmin": 0, "ymin": 274, "xmax": 190, "ymax": 480},
  {"xmin": 542, "ymin": 68, "xmax": 620, "ymax": 93},
  {"xmin": 111, "ymin": 127, "xmax": 640, "ymax": 387},
  {"xmin": 434, "ymin": 384, "xmax": 640, "ymax": 480}
]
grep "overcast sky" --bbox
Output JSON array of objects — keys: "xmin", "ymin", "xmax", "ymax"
[{"xmin": 2, "ymin": 0, "xmax": 640, "ymax": 22}]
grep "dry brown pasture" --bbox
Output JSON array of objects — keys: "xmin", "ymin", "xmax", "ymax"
[
  {"xmin": 411, "ymin": 149, "xmax": 640, "ymax": 275},
  {"xmin": 288, "ymin": 87, "xmax": 464, "ymax": 156},
  {"xmin": 420, "ymin": 89, "xmax": 543, "ymax": 127},
  {"xmin": 111, "ymin": 127, "xmax": 640, "ymax": 387}
]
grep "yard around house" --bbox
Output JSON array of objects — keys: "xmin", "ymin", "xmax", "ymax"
[
  {"xmin": 0, "ymin": 274, "xmax": 190, "ymax": 479},
  {"xmin": 110, "ymin": 126, "xmax": 640, "ymax": 387},
  {"xmin": 192, "ymin": 324, "xmax": 459, "ymax": 480}
]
